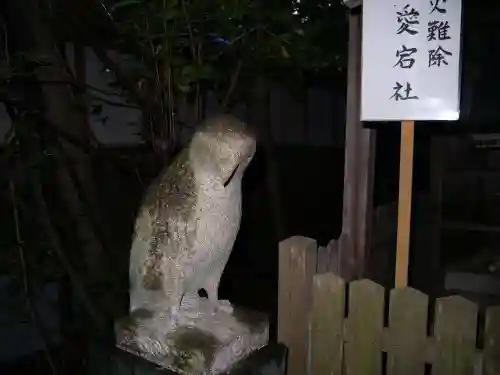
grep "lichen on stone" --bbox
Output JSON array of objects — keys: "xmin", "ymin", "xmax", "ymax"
[{"xmin": 168, "ymin": 326, "xmax": 220, "ymax": 372}]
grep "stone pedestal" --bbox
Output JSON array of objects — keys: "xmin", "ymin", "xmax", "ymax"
[{"xmin": 115, "ymin": 298, "xmax": 269, "ymax": 375}]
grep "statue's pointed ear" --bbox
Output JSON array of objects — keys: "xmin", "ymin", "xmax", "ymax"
[{"xmin": 224, "ymin": 164, "xmax": 240, "ymax": 188}]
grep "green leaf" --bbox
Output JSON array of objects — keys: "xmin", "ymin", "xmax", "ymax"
[
  {"xmin": 199, "ymin": 65, "xmax": 217, "ymax": 80},
  {"xmin": 181, "ymin": 65, "xmax": 198, "ymax": 82},
  {"xmin": 177, "ymin": 84, "xmax": 191, "ymax": 93},
  {"xmin": 281, "ymin": 45, "xmax": 290, "ymax": 59},
  {"xmin": 110, "ymin": 0, "xmax": 142, "ymax": 13},
  {"xmin": 4, "ymin": 126, "xmax": 14, "ymax": 143}
]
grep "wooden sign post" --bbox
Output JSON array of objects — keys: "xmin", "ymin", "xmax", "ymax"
[
  {"xmin": 395, "ymin": 120, "xmax": 415, "ymax": 287},
  {"xmin": 361, "ymin": 0, "xmax": 463, "ymax": 287}
]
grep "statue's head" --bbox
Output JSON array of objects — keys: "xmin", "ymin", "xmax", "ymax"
[{"xmin": 190, "ymin": 114, "xmax": 256, "ymax": 185}]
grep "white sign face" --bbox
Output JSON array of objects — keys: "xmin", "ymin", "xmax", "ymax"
[{"xmin": 361, "ymin": 0, "xmax": 463, "ymax": 121}]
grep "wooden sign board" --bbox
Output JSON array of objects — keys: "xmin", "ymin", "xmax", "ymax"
[
  {"xmin": 360, "ymin": 0, "xmax": 463, "ymax": 287},
  {"xmin": 361, "ymin": 0, "xmax": 463, "ymax": 121}
]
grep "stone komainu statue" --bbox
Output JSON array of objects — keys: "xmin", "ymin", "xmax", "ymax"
[{"xmin": 129, "ymin": 114, "xmax": 256, "ymax": 323}]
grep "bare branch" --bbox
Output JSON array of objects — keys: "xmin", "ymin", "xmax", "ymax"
[
  {"xmin": 37, "ymin": 79, "xmax": 126, "ymax": 98},
  {"xmin": 30, "ymin": 176, "xmax": 106, "ymax": 330},
  {"xmin": 223, "ymin": 59, "xmax": 243, "ymax": 109},
  {"xmin": 181, "ymin": 0, "xmax": 197, "ymax": 61},
  {"xmin": 92, "ymin": 47, "xmax": 147, "ymax": 108},
  {"xmin": 36, "ymin": 80, "xmax": 139, "ymax": 108},
  {"xmin": 10, "ymin": 179, "xmax": 59, "ymax": 375},
  {"xmin": 88, "ymin": 93, "xmax": 140, "ymax": 109}
]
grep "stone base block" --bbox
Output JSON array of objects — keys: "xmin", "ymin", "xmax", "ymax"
[{"xmin": 115, "ymin": 299, "xmax": 269, "ymax": 375}]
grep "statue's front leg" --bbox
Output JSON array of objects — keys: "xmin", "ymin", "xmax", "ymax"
[
  {"xmin": 161, "ymin": 274, "xmax": 185, "ymax": 323},
  {"xmin": 204, "ymin": 271, "xmax": 233, "ymax": 314}
]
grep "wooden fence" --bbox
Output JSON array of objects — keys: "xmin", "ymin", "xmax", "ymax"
[
  {"xmin": 278, "ymin": 236, "xmax": 500, "ymax": 375},
  {"xmin": 314, "ymin": 202, "xmax": 399, "ymax": 284}
]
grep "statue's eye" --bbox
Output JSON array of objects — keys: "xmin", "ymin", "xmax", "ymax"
[{"xmin": 224, "ymin": 164, "xmax": 239, "ymax": 188}]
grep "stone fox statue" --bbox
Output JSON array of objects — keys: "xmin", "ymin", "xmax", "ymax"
[{"xmin": 129, "ymin": 114, "xmax": 256, "ymax": 321}]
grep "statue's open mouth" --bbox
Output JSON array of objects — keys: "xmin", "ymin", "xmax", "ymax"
[{"xmin": 224, "ymin": 164, "xmax": 240, "ymax": 187}]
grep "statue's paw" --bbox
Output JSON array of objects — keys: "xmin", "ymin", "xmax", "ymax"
[
  {"xmin": 180, "ymin": 293, "xmax": 201, "ymax": 310},
  {"xmin": 217, "ymin": 299, "xmax": 233, "ymax": 314},
  {"xmin": 154, "ymin": 310, "xmax": 176, "ymax": 332},
  {"xmin": 169, "ymin": 305, "xmax": 180, "ymax": 318}
]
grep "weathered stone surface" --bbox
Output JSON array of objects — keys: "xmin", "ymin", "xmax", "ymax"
[{"xmin": 115, "ymin": 299, "xmax": 269, "ymax": 375}]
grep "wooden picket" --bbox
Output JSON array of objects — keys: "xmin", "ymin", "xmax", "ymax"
[
  {"xmin": 344, "ymin": 279, "xmax": 384, "ymax": 375},
  {"xmin": 433, "ymin": 296, "xmax": 477, "ymax": 375},
  {"xmin": 484, "ymin": 306, "xmax": 500, "ymax": 375},
  {"xmin": 386, "ymin": 287, "xmax": 428, "ymax": 375},
  {"xmin": 310, "ymin": 273, "xmax": 344, "ymax": 375},
  {"xmin": 278, "ymin": 236, "xmax": 500, "ymax": 375},
  {"xmin": 277, "ymin": 236, "xmax": 316, "ymax": 375}
]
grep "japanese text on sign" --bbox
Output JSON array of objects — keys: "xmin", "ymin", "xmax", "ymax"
[{"xmin": 361, "ymin": 0, "xmax": 463, "ymax": 121}]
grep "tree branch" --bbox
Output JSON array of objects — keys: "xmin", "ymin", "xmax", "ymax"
[
  {"xmin": 31, "ymin": 175, "xmax": 106, "ymax": 330},
  {"xmin": 92, "ymin": 47, "xmax": 147, "ymax": 108},
  {"xmin": 181, "ymin": 0, "xmax": 197, "ymax": 61},
  {"xmin": 222, "ymin": 59, "xmax": 242, "ymax": 109},
  {"xmin": 10, "ymin": 179, "xmax": 59, "ymax": 375},
  {"xmin": 52, "ymin": 138, "xmax": 116, "ymax": 260},
  {"xmin": 37, "ymin": 79, "xmax": 127, "ymax": 98},
  {"xmin": 88, "ymin": 93, "xmax": 140, "ymax": 109}
]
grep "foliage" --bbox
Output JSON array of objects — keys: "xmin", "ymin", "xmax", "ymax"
[
  {"xmin": 98, "ymin": 0, "xmax": 346, "ymax": 100},
  {"xmin": 42, "ymin": 0, "xmax": 348, "ymax": 152},
  {"xmin": 1, "ymin": 0, "xmax": 348, "ymax": 150}
]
